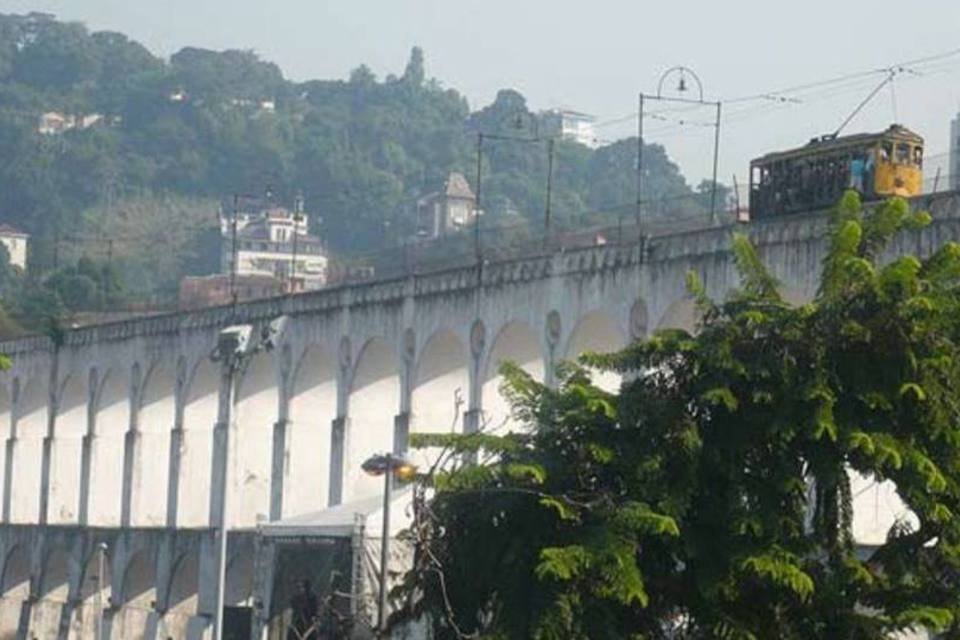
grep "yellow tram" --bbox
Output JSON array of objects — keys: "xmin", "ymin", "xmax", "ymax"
[{"xmin": 748, "ymin": 124, "xmax": 924, "ymax": 220}]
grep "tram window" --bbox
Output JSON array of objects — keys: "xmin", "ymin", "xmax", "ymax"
[
  {"xmin": 880, "ymin": 142, "xmax": 892, "ymax": 162},
  {"xmin": 913, "ymin": 146, "xmax": 923, "ymax": 167},
  {"xmin": 895, "ymin": 143, "xmax": 910, "ymax": 164}
]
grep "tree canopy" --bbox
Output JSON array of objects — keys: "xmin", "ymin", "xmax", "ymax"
[{"xmin": 402, "ymin": 193, "xmax": 960, "ymax": 639}]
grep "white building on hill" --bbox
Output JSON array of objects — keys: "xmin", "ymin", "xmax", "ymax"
[
  {"xmin": 0, "ymin": 224, "xmax": 29, "ymax": 269},
  {"xmin": 220, "ymin": 200, "xmax": 328, "ymax": 291},
  {"xmin": 415, "ymin": 172, "xmax": 478, "ymax": 239},
  {"xmin": 540, "ymin": 108, "xmax": 599, "ymax": 148}
]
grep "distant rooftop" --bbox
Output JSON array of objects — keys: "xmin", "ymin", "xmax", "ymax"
[
  {"xmin": 0, "ymin": 224, "xmax": 28, "ymax": 237},
  {"xmin": 444, "ymin": 172, "xmax": 475, "ymax": 200}
]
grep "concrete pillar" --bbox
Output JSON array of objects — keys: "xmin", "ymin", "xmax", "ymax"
[
  {"xmin": 250, "ymin": 534, "xmax": 275, "ymax": 640},
  {"xmin": 209, "ymin": 363, "xmax": 233, "ymax": 528},
  {"xmin": 39, "ymin": 434, "xmax": 53, "ymax": 524},
  {"xmin": 166, "ymin": 426, "xmax": 184, "ymax": 527},
  {"xmin": 208, "ymin": 420, "xmax": 228, "ymax": 529},
  {"xmin": 2, "ymin": 435, "xmax": 14, "ymax": 522},
  {"xmin": 269, "ymin": 418, "xmax": 289, "ymax": 522},
  {"xmin": 393, "ymin": 412, "xmax": 410, "ymax": 456},
  {"xmin": 195, "ymin": 534, "xmax": 219, "ymax": 638},
  {"xmin": 120, "ymin": 429, "xmax": 142, "ymax": 527},
  {"xmin": 38, "ymin": 357, "xmax": 58, "ymax": 525},
  {"xmin": 121, "ymin": 365, "xmax": 142, "ymax": 528},
  {"xmin": 328, "ymin": 417, "xmax": 347, "ymax": 506},
  {"xmin": 166, "ymin": 362, "xmax": 187, "ymax": 529},
  {"xmin": 78, "ymin": 434, "xmax": 93, "ymax": 526}
]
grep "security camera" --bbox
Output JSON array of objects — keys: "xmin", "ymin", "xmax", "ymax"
[
  {"xmin": 260, "ymin": 315, "xmax": 288, "ymax": 352},
  {"xmin": 213, "ymin": 324, "xmax": 253, "ymax": 361}
]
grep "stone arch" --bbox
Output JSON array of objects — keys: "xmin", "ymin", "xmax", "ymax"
[
  {"xmin": 656, "ymin": 298, "xmax": 699, "ymax": 333},
  {"xmin": 287, "ymin": 345, "xmax": 337, "ymax": 516},
  {"xmin": 160, "ymin": 548, "xmax": 199, "ymax": 638},
  {"xmin": 120, "ymin": 549, "xmax": 157, "ymax": 609},
  {"xmin": 12, "ymin": 376, "xmax": 48, "ymax": 523},
  {"xmin": 233, "ymin": 351, "xmax": 279, "ymax": 527},
  {"xmin": 0, "ymin": 545, "xmax": 30, "ymax": 638},
  {"xmin": 225, "ymin": 551, "xmax": 254, "ymax": 607},
  {"xmin": 134, "ymin": 360, "xmax": 176, "ymax": 526},
  {"xmin": 71, "ymin": 546, "xmax": 111, "ymax": 639},
  {"xmin": 411, "ymin": 330, "xmax": 469, "ymax": 470},
  {"xmin": 50, "ymin": 373, "xmax": 87, "ymax": 524},
  {"xmin": 179, "ymin": 358, "xmax": 219, "ymax": 527},
  {"xmin": 1, "ymin": 545, "xmax": 30, "ymax": 598},
  {"xmin": 89, "ymin": 367, "xmax": 132, "ymax": 526},
  {"xmin": 564, "ymin": 310, "xmax": 627, "ymax": 393},
  {"xmin": 482, "ymin": 321, "xmax": 543, "ymax": 434},
  {"xmin": 346, "ymin": 337, "xmax": 400, "ymax": 501},
  {"xmin": 37, "ymin": 547, "xmax": 70, "ymax": 602},
  {"xmin": 115, "ymin": 549, "xmax": 157, "ymax": 640}
]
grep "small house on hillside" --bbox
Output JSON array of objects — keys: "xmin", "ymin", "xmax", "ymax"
[
  {"xmin": 415, "ymin": 172, "xmax": 478, "ymax": 240},
  {"xmin": 0, "ymin": 224, "xmax": 29, "ymax": 270}
]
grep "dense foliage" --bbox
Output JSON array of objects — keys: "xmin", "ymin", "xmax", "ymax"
[
  {"xmin": 0, "ymin": 11, "xmax": 707, "ymax": 319},
  {"xmin": 403, "ymin": 193, "xmax": 960, "ymax": 639}
]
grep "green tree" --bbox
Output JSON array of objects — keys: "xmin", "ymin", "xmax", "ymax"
[
  {"xmin": 402, "ymin": 46, "xmax": 426, "ymax": 87},
  {"xmin": 402, "ymin": 193, "xmax": 960, "ymax": 639}
]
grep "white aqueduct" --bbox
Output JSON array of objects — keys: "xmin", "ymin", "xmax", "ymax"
[{"xmin": 0, "ymin": 194, "xmax": 957, "ymax": 639}]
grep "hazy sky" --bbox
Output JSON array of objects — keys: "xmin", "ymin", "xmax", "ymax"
[{"xmin": 7, "ymin": 0, "xmax": 960, "ymax": 185}]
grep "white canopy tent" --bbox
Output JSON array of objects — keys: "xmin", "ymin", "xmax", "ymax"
[{"xmin": 255, "ymin": 488, "xmax": 423, "ymax": 639}]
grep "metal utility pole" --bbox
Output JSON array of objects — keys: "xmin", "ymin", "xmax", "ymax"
[
  {"xmin": 636, "ymin": 93, "xmax": 644, "ymax": 238},
  {"xmin": 543, "ymin": 138, "xmax": 555, "ymax": 250},
  {"xmin": 709, "ymin": 101, "xmax": 723, "ymax": 226},
  {"xmin": 290, "ymin": 192, "xmax": 304, "ymax": 294},
  {"xmin": 377, "ymin": 460, "xmax": 392, "ymax": 633},
  {"xmin": 211, "ymin": 349, "xmax": 238, "ymax": 640},
  {"xmin": 474, "ymin": 132, "xmax": 484, "ymax": 265},
  {"xmin": 639, "ymin": 67, "xmax": 723, "ymax": 229},
  {"xmin": 360, "ymin": 453, "xmax": 417, "ymax": 635},
  {"xmin": 230, "ymin": 194, "xmax": 240, "ymax": 310}
]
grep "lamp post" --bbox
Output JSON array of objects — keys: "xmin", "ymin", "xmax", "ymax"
[
  {"xmin": 209, "ymin": 317, "xmax": 287, "ymax": 640},
  {"xmin": 472, "ymin": 110, "xmax": 554, "ymax": 262},
  {"xmin": 361, "ymin": 453, "xmax": 417, "ymax": 634},
  {"xmin": 638, "ymin": 66, "xmax": 722, "ymax": 231}
]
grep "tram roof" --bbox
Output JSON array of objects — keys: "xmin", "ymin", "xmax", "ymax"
[{"xmin": 751, "ymin": 124, "xmax": 923, "ymax": 166}]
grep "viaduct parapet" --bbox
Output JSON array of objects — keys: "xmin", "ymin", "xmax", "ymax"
[{"xmin": 1, "ymin": 192, "xmax": 958, "ymax": 638}]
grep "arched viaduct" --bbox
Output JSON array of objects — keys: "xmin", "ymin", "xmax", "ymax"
[{"xmin": 1, "ymin": 194, "xmax": 958, "ymax": 639}]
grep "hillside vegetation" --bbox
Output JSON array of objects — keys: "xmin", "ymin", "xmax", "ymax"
[{"xmin": 0, "ymin": 12, "xmax": 710, "ymax": 329}]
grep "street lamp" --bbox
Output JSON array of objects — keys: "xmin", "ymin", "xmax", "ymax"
[
  {"xmin": 361, "ymin": 453, "xmax": 417, "ymax": 634},
  {"xmin": 209, "ymin": 316, "xmax": 287, "ymax": 640}
]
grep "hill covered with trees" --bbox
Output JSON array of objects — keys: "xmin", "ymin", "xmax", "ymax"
[{"xmin": 0, "ymin": 11, "xmax": 711, "ymax": 328}]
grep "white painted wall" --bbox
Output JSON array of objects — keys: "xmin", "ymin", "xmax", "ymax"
[
  {"xmin": 134, "ymin": 362, "xmax": 175, "ymax": 526},
  {"xmin": 50, "ymin": 374, "xmax": 86, "ymax": 524},
  {"xmin": 286, "ymin": 346, "xmax": 336, "ymax": 516},
  {"xmin": 232, "ymin": 352, "xmax": 277, "ymax": 527},
  {"xmin": 411, "ymin": 330, "xmax": 469, "ymax": 471},
  {"xmin": 90, "ymin": 371, "xmax": 129, "ymax": 526},
  {"xmin": 12, "ymin": 377, "xmax": 47, "ymax": 523},
  {"xmin": 345, "ymin": 338, "xmax": 400, "ymax": 502},
  {"xmin": 180, "ymin": 360, "xmax": 219, "ymax": 527},
  {"xmin": 482, "ymin": 322, "xmax": 543, "ymax": 434}
]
